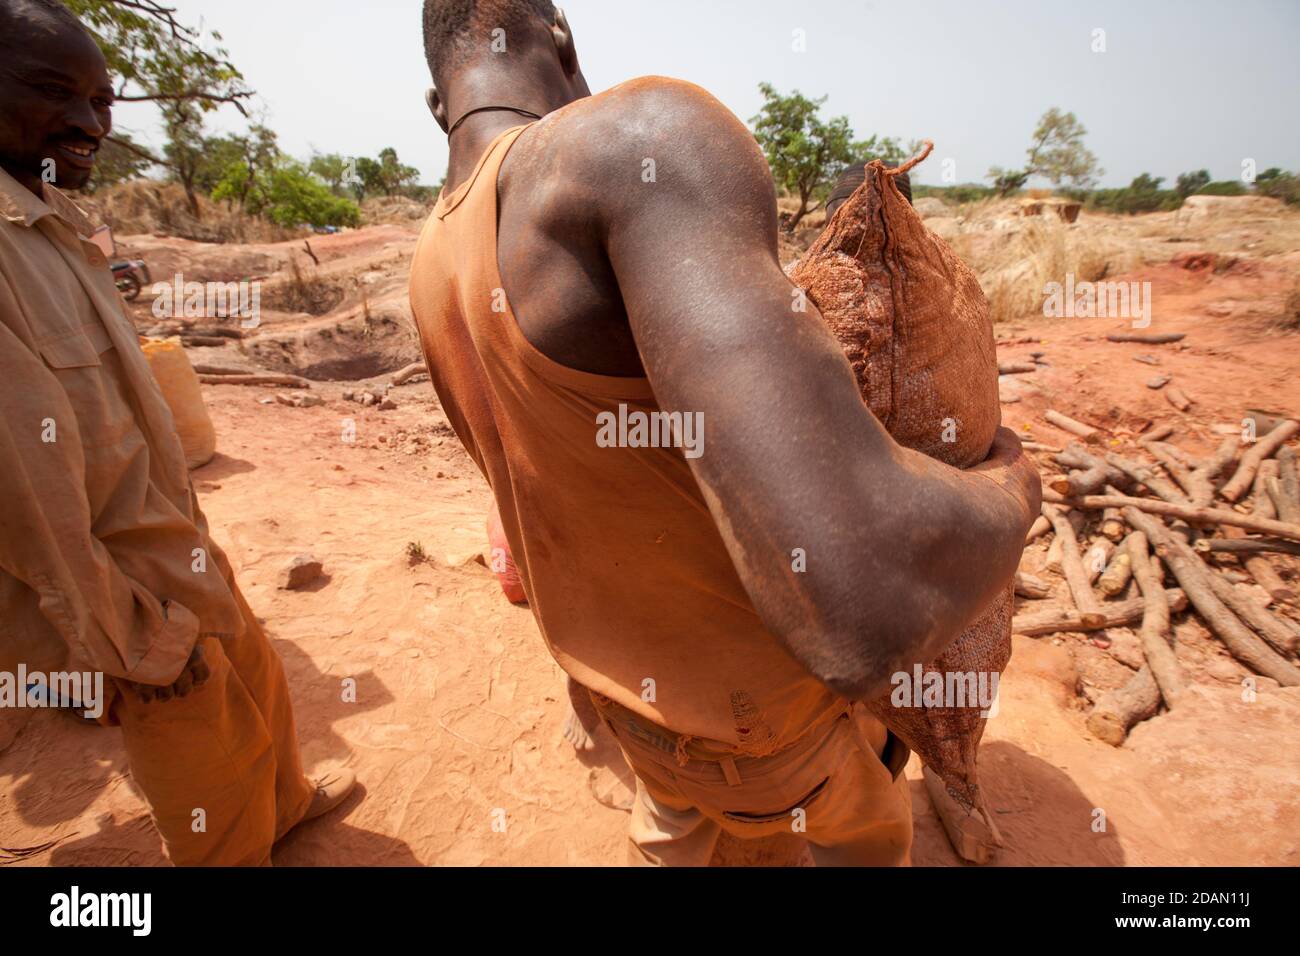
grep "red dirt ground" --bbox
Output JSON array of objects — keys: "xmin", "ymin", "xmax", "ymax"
[{"xmin": 3, "ymin": 225, "xmax": 1298, "ymax": 867}]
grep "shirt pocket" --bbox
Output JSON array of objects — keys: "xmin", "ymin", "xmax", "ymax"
[
  {"xmin": 36, "ymin": 320, "xmax": 111, "ymax": 369},
  {"xmin": 36, "ymin": 320, "xmax": 135, "ymax": 454}
]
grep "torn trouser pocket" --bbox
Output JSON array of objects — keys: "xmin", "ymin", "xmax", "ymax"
[{"xmin": 880, "ymin": 731, "xmax": 911, "ymax": 782}]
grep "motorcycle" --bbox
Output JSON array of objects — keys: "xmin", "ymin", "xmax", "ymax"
[{"xmin": 111, "ymin": 258, "xmax": 151, "ymax": 302}]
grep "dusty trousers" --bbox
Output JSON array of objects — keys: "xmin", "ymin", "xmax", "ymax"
[
  {"xmin": 107, "ymin": 582, "xmax": 314, "ymax": 866},
  {"xmin": 592, "ymin": 695, "xmax": 913, "ymax": 867}
]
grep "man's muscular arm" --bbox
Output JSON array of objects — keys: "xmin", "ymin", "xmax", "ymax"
[{"xmin": 582, "ymin": 79, "xmax": 1040, "ymax": 699}]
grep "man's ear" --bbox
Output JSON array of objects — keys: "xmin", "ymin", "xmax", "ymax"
[
  {"xmin": 552, "ymin": 7, "xmax": 579, "ymax": 77},
  {"xmin": 426, "ymin": 88, "xmax": 449, "ymax": 135}
]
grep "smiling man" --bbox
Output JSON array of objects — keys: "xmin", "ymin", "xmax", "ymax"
[{"xmin": 0, "ymin": 0, "xmax": 355, "ymax": 865}]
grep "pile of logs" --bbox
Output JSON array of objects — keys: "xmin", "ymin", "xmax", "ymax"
[{"xmin": 1016, "ymin": 416, "xmax": 1300, "ymax": 745}]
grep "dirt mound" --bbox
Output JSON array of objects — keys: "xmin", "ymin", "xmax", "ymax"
[
  {"xmin": 361, "ymin": 195, "xmax": 434, "ymax": 226},
  {"xmin": 80, "ymin": 180, "xmax": 300, "ymax": 244},
  {"xmin": 1181, "ymin": 194, "xmax": 1286, "ymax": 220},
  {"xmin": 115, "ymin": 234, "xmax": 285, "ymax": 285}
]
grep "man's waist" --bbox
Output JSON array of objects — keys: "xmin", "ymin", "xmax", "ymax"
[{"xmin": 587, "ymin": 689, "xmax": 849, "ymax": 766}]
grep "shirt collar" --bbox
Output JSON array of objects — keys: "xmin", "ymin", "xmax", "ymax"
[{"xmin": 0, "ymin": 165, "xmax": 96, "ymax": 238}]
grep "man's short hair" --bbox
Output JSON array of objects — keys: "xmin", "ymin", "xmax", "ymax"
[
  {"xmin": 0, "ymin": 0, "xmax": 87, "ymax": 55},
  {"xmin": 422, "ymin": 0, "xmax": 557, "ymax": 80}
]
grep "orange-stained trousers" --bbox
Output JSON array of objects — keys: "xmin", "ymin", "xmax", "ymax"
[{"xmin": 105, "ymin": 580, "xmax": 314, "ymax": 867}]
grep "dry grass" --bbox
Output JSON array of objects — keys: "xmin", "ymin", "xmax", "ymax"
[
  {"xmin": 80, "ymin": 180, "xmax": 300, "ymax": 244},
  {"xmin": 957, "ymin": 217, "xmax": 1141, "ymax": 324}
]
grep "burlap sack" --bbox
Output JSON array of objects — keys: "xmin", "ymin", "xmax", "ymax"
[{"xmin": 788, "ymin": 143, "xmax": 1010, "ymax": 810}]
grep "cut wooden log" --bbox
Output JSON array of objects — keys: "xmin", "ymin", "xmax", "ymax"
[
  {"xmin": 1164, "ymin": 385, "xmax": 1193, "ymax": 412},
  {"xmin": 178, "ymin": 324, "xmax": 243, "ymax": 339},
  {"xmin": 1086, "ymin": 667, "xmax": 1161, "ymax": 747},
  {"xmin": 1045, "ymin": 410, "xmax": 1104, "ymax": 445},
  {"xmin": 1043, "ymin": 504, "xmax": 1107, "ymax": 628},
  {"xmin": 1106, "ymin": 332, "xmax": 1186, "ymax": 344},
  {"xmin": 390, "ymin": 361, "xmax": 429, "ymax": 386},
  {"xmin": 1084, "ymin": 539, "xmax": 1116, "ymax": 585},
  {"xmin": 192, "ymin": 363, "xmax": 253, "ymax": 376},
  {"xmin": 1052, "ymin": 444, "xmax": 1129, "ymax": 497},
  {"xmin": 1144, "ymin": 442, "xmax": 1196, "ymax": 498},
  {"xmin": 1098, "ymin": 541, "xmax": 1135, "ymax": 596},
  {"xmin": 1025, "ymin": 514, "xmax": 1052, "ymax": 543},
  {"xmin": 1194, "ymin": 536, "xmax": 1300, "ymax": 558},
  {"xmin": 998, "ymin": 362, "xmax": 1037, "ymax": 375},
  {"xmin": 1041, "ymin": 489, "xmax": 1300, "ymax": 542},
  {"xmin": 1126, "ymin": 533, "xmax": 1187, "ymax": 706},
  {"xmin": 1137, "ymin": 424, "xmax": 1175, "ymax": 445},
  {"xmin": 1013, "ymin": 589, "xmax": 1187, "ymax": 636},
  {"xmin": 1201, "ymin": 435, "xmax": 1242, "ymax": 483},
  {"xmin": 1275, "ymin": 447, "xmax": 1300, "ymax": 521},
  {"xmin": 1218, "ymin": 528, "xmax": 1296, "ymax": 603},
  {"xmin": 1022, "ymin": 442, "xmax": 1063, "ymax": 453},
  {"xmin": 1187, "ymin": 436, "xmax": 1241, "ymax": 507},
  {"xmin": 1015, "ymin": 571, "xmax": 1053, "ymax": 600},
  {"xmin": 1101, "ymin": 506, "xmax": 1126, "ymax": 542},
  {"xmin": 1218, "ymin": 419, "xmax": 1300, "ymax": 502},
  {"xmin": 1105, "ymin": 452, "xmax": 1189, "ymax": 505},
  {"xmin": 1216, "ymin": 579, "xmax": 1298, "ymax": 656},
  {"xmin": 1122, "ymin": 507, "xmax": 1300, "ymax": 685},
  {"xmin": 1201, "ymin": 554, "xmax": 1299, "ymax": 656},
  {"xmin": 1051, "ymin": 468, "xmax": 1097, "ymax": 498},
  {"xmin": 1254, "ymin": 459, "xmax": 1280, "ymax": 520},
  {"xmin": 1216, "ymin": 462, "xmax": 1297, "ymax": 603},
  {"xmin": 1044, "ymin": 532, "xmax": 1064, "ymax": 575},
  {"xmin": 197, "ymin": 373, "xmax": 313, "ymax": 388}
]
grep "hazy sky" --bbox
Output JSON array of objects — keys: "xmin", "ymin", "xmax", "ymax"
[{"xmin": 111, "ymin": 0, "xmax": 1300, "ymax": 189}]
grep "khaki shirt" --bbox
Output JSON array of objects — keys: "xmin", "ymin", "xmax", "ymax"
[{"xmin": 0, "ymin": 168, "xmax": 244, "ymax": 692}]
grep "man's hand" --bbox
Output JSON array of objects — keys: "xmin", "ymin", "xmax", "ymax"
[{"xmin": 125, "ymin": 642, "xmax": 211, "ymax": 704}]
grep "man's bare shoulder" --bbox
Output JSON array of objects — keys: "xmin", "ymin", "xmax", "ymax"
[
  {"xmin": 506, "ymin": 76, "xmax": 774, "ymax": 226},
  {"xmin": 517, "ymin": 78, "xmax": 759, "ymax": 187}
]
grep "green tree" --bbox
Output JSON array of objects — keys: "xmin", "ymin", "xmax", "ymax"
[
  {"xmin": 216, "ymin": 159, "xmax": 359, "ymax": 228},
  {"xmin": 352, "ymin": 156, "xmax": 383, "ymax": 201},
  {"xmin": 750, "ymin": 83, "xmax": 855, "ymax": 230},
  {"xmin": 1254, "ymin": 168, "xmax": 1300, "ymax": 205},
  {"xmin": 1197, "ymin": 180, "xmax": 1247, "ymax": 197},
  {"xmin": 309, "ymin": 152, "xmax": 353, "ymax": 196},
  {"xmin": 202, "ymin": 125, "xmax": 279, "ymax": 208},
  {"xmin": 66, "ymin": 0, "xmax": 253, "ymax": 113},
  {"xmin": 1112, "ymin": 173, "xmax": 1173, "ymax": 214},
  {"xmin": 376, "ymin": 147, "xmax": 421, "ymax": 197},
  {"xmin": 160, "ymin": 101, "xmax": 206, "ymax": 215},
  {"xmin": 989, "ymin": 108, "xmax": 1103, "ymax": 196},
  {"xmin": 194, "ymin": 135, "xmax": 248, "ymax": 195},
  {"xmin": 67, "ymin": 0, "xmax": 255, "ymax": 195},
  {"xmin": 1175, "ymin": 169, "xmax": 1211, "ymax": 199}
]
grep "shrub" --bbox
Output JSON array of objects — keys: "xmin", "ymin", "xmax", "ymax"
[
  {"xmin": 1195, "ymin": 180, "xmax": 1248, "ymax": 197},
  {"xmin": 1255, "ymin": 168, "xmax": 1300, "ymax": 205}
]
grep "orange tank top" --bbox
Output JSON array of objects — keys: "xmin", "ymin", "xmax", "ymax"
[{"xmin": 408, "ymin": 125, "xmax": 845, "ymax": 753}]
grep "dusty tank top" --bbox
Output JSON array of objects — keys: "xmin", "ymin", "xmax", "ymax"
[{"xmin": 408, "ymin": 125, "xmax": 845, "ymax": 752}]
